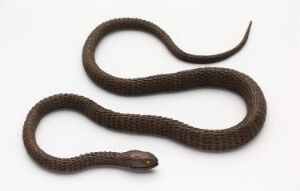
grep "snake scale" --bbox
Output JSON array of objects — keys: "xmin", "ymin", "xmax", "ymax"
[{"xmin": 23, "ymin": 18, "xmax": 266, "ymax": 172}]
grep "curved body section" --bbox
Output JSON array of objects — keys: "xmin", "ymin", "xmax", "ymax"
[{"xmin": 82, "ymin": 18, "xmax": 252, "ymax": 95}]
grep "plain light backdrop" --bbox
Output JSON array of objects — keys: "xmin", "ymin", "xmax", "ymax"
[{"xmin": 0, "ymin": 0, "xmax": 299, "ymax": 190}]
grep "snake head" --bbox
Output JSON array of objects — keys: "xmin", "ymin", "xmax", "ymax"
[{"xmin": 124, "ymin": 150, "xmax": 158, "ymax": 169}]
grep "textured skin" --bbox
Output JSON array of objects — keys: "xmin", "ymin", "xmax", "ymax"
[{"xmin": 23, "ymin": 18, "xmax": 266, "ymax": 172}]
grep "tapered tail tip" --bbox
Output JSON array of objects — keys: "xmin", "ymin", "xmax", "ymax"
[
  {"xmin": 243, "ymin": 20, "xmax": 252, "ymax": 39},
  {"xmin": 248, "ymin": 21, "xmax": 252, "ymax": 30}
]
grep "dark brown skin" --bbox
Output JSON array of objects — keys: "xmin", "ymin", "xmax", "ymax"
[{"xmin": 23, "ymin": 18, "xmax": 266, "ymax": 172}]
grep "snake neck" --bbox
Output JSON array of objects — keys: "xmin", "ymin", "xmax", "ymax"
[{"xmin": 76, "ymin": 152, "xmax": 129, "ymax": 167}]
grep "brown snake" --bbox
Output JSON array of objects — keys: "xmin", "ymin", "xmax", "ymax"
[{"xmin": 23, "ymin": 18, "xmax": 266, "ymax": 172}]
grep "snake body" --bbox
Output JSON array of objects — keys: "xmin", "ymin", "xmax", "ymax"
[{"xmin": 23, "ymin": 18, "xmax": 266, "ymax": 172}]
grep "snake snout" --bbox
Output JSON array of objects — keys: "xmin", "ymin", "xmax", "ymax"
[{"xmin": 124, "ymin": 150, "xmax": 158, "ymax": 169}]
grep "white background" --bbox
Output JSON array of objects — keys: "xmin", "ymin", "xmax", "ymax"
[{"xmin": 0, "ymin": 0, "xmax": 299, "ymax": 190}]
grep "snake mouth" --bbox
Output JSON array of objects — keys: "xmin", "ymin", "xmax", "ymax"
[{"xmin": 130, "ymin": 162, "xmax": 159, "ymax": 170}]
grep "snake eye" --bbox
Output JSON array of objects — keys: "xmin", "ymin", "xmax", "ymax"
[{"xmin": 146, "ymin": 160, "xmax": 151, "ymax": 164}]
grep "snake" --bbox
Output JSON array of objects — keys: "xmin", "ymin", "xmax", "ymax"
[{"xmin": 23, "ymin": 18, "xmax": 267, "ymax": 172}]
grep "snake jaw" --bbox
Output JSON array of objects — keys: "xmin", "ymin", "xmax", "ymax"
[{"xmin": 124, "ymin": 150, "xmax": 158, "ymax": 169}]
